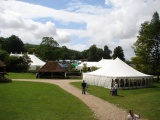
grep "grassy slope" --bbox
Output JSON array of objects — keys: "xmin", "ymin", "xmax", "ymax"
[
  {"xmin": 70, "ymin": 82, "xmax": 160, "ymax": 120},
  {"xmin": 0, "ymin": 81, "xmax": 97, "ymax": 120}
]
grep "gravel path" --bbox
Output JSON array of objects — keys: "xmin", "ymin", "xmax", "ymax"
[{"xmin": 14, "ymin": 79, "xmax": 144, "ymax": 120}]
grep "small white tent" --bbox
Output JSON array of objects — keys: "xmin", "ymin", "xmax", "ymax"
[
  {"xmin": 83, "ymin": 58, "xmax": 153, "ymax": 89},
  {"xmin": 10, "ymin": 53, "xmax": 45, "ymax": 71},
  {"xmin": 76, "ymin": 62, "xmax": 101, "ymax": 71},
  {"xmin": 28, "ymin": 54, "xmax": 45, "ymax": 71},
  {"xmin": 76, "ymin": 59, "xmax": 113, "ymax": 71}
]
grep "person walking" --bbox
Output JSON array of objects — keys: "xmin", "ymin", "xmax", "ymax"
[
  {"xmin": 81, "ymin": 80, "xmax": 87, "ymax": 94},
  {"xmin": 114, "ymin": 82, "xmax": 118, "ymax": 96}
]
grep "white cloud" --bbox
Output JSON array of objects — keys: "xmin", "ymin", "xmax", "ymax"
[
  {"xmin": 0, "ymin": 0, "xmax": 160, "ymax": 60},
  {"xmin": 55, "ymin": 30, "xmax": 71, "ymax": 44}
]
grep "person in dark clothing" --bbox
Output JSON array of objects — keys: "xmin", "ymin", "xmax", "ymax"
[{"xmin": 81, "ymin": 80, "xmax": 87, "ymax": 94}]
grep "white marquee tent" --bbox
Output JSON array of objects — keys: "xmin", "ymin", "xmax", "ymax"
[
  {"xmin": 76, "ymin": 62, "xmax": 101, "ymax": 71},
  {"xmin": 76, "ymin": 59, "xmax": 113, "ymax": 71},
  {"xmin": 83, "ymin": 58, "xmax": 153, "ymax": 89},
  {"xmin": 28, "ymin": 54, "xmax": 45, "ymax": 70},
  {"xmin": 10, "ymin": 53, "xmax": 45, "ymax": 71},
  {"xmin": 98, "ymin": 59, "xmax": 113, "ymax": 67}
]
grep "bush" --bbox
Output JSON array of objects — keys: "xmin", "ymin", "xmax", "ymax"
[
  {"xmin": 0, "ymin": 74, "xmax": 12, "ymax": 83},
  {"xmin": 66, "ymin": 72, "xmax": 82, "ymax": 76}
]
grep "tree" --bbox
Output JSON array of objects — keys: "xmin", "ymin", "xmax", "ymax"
[
  {"xmin": 60, "ymin": 46, "xmax": 70, "ymax": 60},
  {"xmin": 37, "ymin": 37, "xmax": 59, "ymax": 61},
  {"xmin": 88, "ymin": 45, "xmax": 97, "ymax": 61},
  {"xmin": 24, "ymin": 43, "xmax": 39, "ymax": 54},
  {"xmin": 0, "ymin": 49, "xmax": 9, "ymax": 62},
  {"xmin": 6, "ymin": 54, "xmax": 31, "ymax": 72},
  {"xmin": 132, "ymin": 12, "xmax": 160, "ymax": 81},
  {"xmin": 82, "ymin": 63, "xmax": 88, "ymax": 73},
  {"xmin": 40, "ymin": 37, "xmax": 59, "ymax": 47},
  {"xmin": 5, "ymin": 35, "xmax": 26, "ymax": 53},
  {"xmin": 81, "ymin": 49, "xmax": 89, "ymax": 60},
  {"xmin": 112, "ymin": 46, "xmax": 125, "ymax": 61},
  {"xmin": 88, "ymin": 45, "xmax": 103, "ymax": 61},
  {"xmin": 103, "ymin": 45, "xmax": 112, "ymax": 59}
]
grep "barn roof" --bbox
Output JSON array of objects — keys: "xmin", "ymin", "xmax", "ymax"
[{"xmin": 38, "ymin": 61, "xmax": 66, "ymax": 72}]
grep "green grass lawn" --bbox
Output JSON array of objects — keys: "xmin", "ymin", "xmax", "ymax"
[
  {"xmin": 70, "ymin": 82, "xmax": 160, "ymax": 120},
  {"xmin": 0, "ymin": 81, "xmax": 97, "ymax": 120},
  {"xmin": 5, "ymin": 72, "xmax": 36, "ymax": 79},
  {"xmin": 3, "ymin": 73, "xmax": 160, "ymax": 120}
]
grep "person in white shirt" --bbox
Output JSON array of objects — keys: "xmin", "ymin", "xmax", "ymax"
[
  {"xmin": 127, "ymin": 110, "xmax": 140, "ymax": 120},
  {"xmin": 114, "ymin": 82, "xmax": 118, "ymax": 96}
]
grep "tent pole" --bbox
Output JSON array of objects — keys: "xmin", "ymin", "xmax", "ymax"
[{"xmin": 118, "ymin": 79, "xmax": 120, "ymax": 89}]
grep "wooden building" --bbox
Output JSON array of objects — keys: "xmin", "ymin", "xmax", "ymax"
[{"xmin": 37, "ymin": 61, "xmax": 66, "ymax": 79}]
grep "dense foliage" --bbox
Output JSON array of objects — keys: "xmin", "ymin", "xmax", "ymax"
[
  {"xmin": 132, "ymin": 11, "xmax": 160, "ymax": 81},
  {"xmin": 0, "ymin": 30, "xmax": 127, "ymax": 72},
  {"xmin": 112, "ymin": 46, "xmax": 125, "ymax": 61}
]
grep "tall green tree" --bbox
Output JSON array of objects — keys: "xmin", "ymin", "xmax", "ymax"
[
  {"xmin": 60, "ymin": 46, "xmax": 70, "ymax": 60},
  {"xmin": 37, "ymin": 37, "xmax": 59, "ymax": 61},
  {"xmin": 112, "ymin": 46, "xmax": 125, "ymax": 61},
  {"xmin": 132, "ymin": 12, "xmax": 160, "ymax": 81},
  {"xmin": 81, "ymin": 49, "xmax": 89, "ymax": 60},
  {"xmin": 88, "ymin": 45, "xmax": 97, "ymax": 61},
  {"xmin": 88, "ymin": 45, "xmax": 103, "ymax": 61},
  {"xmin": 5, "ymin": 35, "xmax": 26, "ymax": 53},
  {"xmin": 103, "ymin": 45, "xmax": 112, "ymax": 59}
]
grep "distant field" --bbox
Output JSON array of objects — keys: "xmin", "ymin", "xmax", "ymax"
[
  {"xmin": 71, "ymin": 82, "xmax": 160, "ymax": 120},
  {"xmin": 0, "ymin": 81, "xmax": 97, "ymax": 120}
]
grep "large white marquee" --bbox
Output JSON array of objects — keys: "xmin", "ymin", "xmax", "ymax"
[{"xmin": 83, "ymin": 58, "xmax": 153, "ymax": 89}]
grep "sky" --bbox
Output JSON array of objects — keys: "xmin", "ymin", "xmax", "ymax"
[{"xmin": 0, "ymin": 0, "xmax": 160, "ymax": 60}]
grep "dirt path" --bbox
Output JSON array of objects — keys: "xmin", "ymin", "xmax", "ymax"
[{"xmin": 14, "ymin": 79, "xmax": 142, "ymax": 120}]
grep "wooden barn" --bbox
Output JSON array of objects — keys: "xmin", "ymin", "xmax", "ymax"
[{"xmin": 37, "ymin": 61, "xmax": 66, "ymax": 79}]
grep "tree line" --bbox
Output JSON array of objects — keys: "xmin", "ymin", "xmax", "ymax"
[
  {"xmin": 0, "ymin": 35, "xmax": 125, "ymax": 72},
  {"xmin": 0, "ymin": 11, "xmax": 159, "ymax": 81}
]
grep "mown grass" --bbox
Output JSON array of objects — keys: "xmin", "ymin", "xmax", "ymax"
[
  {"xmin": 0, "ymin": 81, "xmax": 97, "ymax": 120},
  {"xmin": 70, "ymin": 82, "xmax": 160, "ymax": 120},
  {"xmin": 3, "ymin": 73, "xmax": 160, "ymax": 119},
  {"xmin": 5, "ymin": 72, "xmax": 36, "ymax": 79}
]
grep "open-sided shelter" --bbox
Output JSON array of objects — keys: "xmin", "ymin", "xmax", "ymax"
[
  {"xmin": 37, "ymin": 61, "xmax": 66, "ymax": 78},
  {"xmin": 83, "ymin": 58, "xmax": 153, "ymax": 89}
]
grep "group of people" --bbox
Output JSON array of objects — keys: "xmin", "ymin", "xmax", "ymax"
[
  {"xmin": 111, "ymin": 81, "xmax": 118, "ymax": 96},
  {"xmin": 81, "ymin": 80, "xmax": 141, "ymax": 119}
]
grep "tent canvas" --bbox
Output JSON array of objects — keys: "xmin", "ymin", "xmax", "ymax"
[
  {"xmin": 10, "ymin": 53, "xmax": 45, "ymax": 71},
  {"xmin": 83, "ymin": 58, "xmax": 153, "ymax": 89},
  {"xmin": 76, "ymin": 59, "xmax": 113, "ymax": 71},
  {"xmin": 28, "ymin": 54, "xmax": 45, "ymax": 70},
  {"xmin": 98, "ymin": 59, "xmax": 113, "ymax": 67},
  {"xmin": 76, "ymin": 62, "xmax": 101, "ymax": 70}
]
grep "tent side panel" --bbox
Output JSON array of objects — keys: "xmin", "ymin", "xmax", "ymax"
[{"xmin": 83, "ymin": 74, "xmax": 112, "ymax": 89}]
